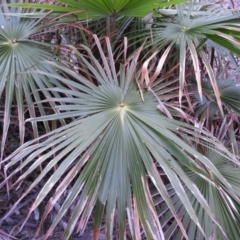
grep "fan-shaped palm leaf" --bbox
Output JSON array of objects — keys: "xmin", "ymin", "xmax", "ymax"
[
  {"xmin": 2, "ymin": 36, "xmax": 239, "ymax": 240},
  {"xmin": 0, "ymin": 1, "xmax": 67, "ymax": 158},
  {"xmin": 144, "ymin": 5, "xmax": 240, "ymax": 112},
  {"xmin": 154, "ymin": 147, "xmax": 240, "ymax": 240},
  {"xmin": 5, "ymin": 0, "xmax": 186, "ymax": 19}
]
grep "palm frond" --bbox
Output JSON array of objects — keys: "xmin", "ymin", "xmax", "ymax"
[
  {"xmin": 0, "ymin": 1, "xmax": 68, "ymax": 158},
  {"xmin": 144, "ymin": 6, "xmax": 240, "ymax": 111},
  {"xmin": 154, "ymin": 147, "xmax": 240, "ymax": 240},
  {"xmin": 4, "ymin": 0, "xmax": 187, "ymax": 19}
]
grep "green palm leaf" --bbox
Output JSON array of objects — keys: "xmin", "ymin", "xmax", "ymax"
[
  {"xmin": 155, "ymin": 147, "xmax": 240, "ymax": 240},
  {"xmin": 4, "ymin": 0, "xmax": 186, "ymax": 19},
  {"xmin": 145, "ymin": 5, "xmax": 240, "ymax": 111},
  {"xmin": 2, "ymin": 36, "xmax": 239, "ymax": 240},
  {"xmin": 0, "ymin": 1, "xmax": 67, "ymax": 157}
]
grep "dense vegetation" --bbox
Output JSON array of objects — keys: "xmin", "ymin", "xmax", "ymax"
[{"xmin": 1, "ymin": 0, "xmax": 240, "ymax": 239}]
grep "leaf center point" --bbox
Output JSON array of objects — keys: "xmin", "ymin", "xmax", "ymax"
[{"xmin": 119, "ymin": 102, "xmax": 125, "ymax": 108}]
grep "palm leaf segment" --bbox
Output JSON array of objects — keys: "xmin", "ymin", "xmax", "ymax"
[
  {"xmin": 3, "ymin": 36, "xmax": 240, "ymax": 240},
  {"xmin": 0, "ymin": 1, "xmax": 65, "ymax": 157}
]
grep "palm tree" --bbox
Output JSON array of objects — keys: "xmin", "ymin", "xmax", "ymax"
[{"xmin": 1, "ymin": 1, "xmax": 240, "ymax": 240}]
